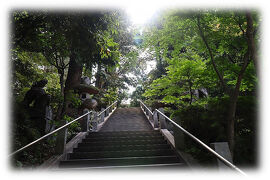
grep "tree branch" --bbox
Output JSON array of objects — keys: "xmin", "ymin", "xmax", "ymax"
[
  {"xmin": 196, "ymin": 15, "xmax": 226, "ymax": 90},
  {"xmin": 233, "ymin": 51, "xmax": 250, "ymax": 100},
  {"xmin": 237, "ymin": 16, "xmax": 246, "ymax": 36},
  {"xmin": 227, "ymin": 54, "xmax": 236, "ymax": 64}
]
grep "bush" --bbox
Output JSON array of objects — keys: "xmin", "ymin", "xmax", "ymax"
[{"xmin": 170, "ymin": 96, "xmax": 257, "ymax": 166}]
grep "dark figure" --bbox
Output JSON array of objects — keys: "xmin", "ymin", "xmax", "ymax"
[
  {"xmin": 23, "ymin": 79, "xmax": 50, "ymax": 135},
  {"xmin": 23, "ymin": 79, "xmax": 48, "ymax": 107}
]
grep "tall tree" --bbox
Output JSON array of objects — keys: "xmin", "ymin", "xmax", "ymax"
[
  {"xmin": 142, "ymin": 10, "xmax": 258, "ymax": 159},
  {"xmin": 195, "ymin": 11, "xmax": 258, "ymax": 157}
]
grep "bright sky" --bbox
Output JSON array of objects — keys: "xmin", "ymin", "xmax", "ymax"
[
  {"xmin": 121, "ymin": 7, "xmax": 159, "ymax": 104},
  {"xmin": 126, "ymin": 5, "xmax": 159, "ymax": 25}
]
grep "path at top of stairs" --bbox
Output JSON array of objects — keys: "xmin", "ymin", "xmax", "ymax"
[{"xmin": 100, "ymin": 107, "xmax": 153, "ymax": 132}]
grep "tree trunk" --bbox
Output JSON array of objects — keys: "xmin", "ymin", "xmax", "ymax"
[
  {"xmin": 58, "ymin": 68, "xmax": 65, "ymax": 96},
  {"xmin": 196, "ymin": 14, "xmax": 253, "ymax": 160},
  {"xmin": 64, "ymin": 54, "xmax": 83, "ymax": 92},
  {"xmin": 95, "ymin": 62, "xmax": 102, "ymax": 89},
  {"xmin": 227, "ymin": 13, "xmax": 255, "ymax": 159},
  {"xmin": 61, "ymin": 54, "xmax": 82, "ymax": 115},
  {"xmin": 226, "ymin": 92, "xmax": 238, "ymax": 160},
  {"xmin": 55, "ymin": 52, "xmax": 82, "ymax": 154},
  {"xmin": 53, "ymin": 68, "xmax": 65, "ymax": 122},
  {"xmin": 226, "ymin": 52, "xmax": 250, "ymax": 160},
  {"xmin": 246, "ymin": 12, "xmax": 258, "ymax": 75}
]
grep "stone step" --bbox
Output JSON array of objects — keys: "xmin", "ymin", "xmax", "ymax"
[
  {"xmin": 74, "ymin": 144, "xmax": 172, "ymax": 152},
  {"xmin": 57, "ymin": 108, "xmax": 188, "ymax": 169},
  {"xmin": 86, "ymin": 131, "xmax": 160, "ymax": 138},
  {"xmin": 80, "ymin": 139, "xmax": 166, "ymax": 146},
  {"xmin": 83, "ymin": 135, "xmax": 164, "ymax": 142},
  {"xmin": 68, "ymin": 149, "xmax": 175, "ymax": 159},
  {"xmin": 86, "ymin": 133, "xmax": 162, "ymax": 139},
  {"xmin": 57, "ymin": 163, "xmax": 186, "ymax": 169},
  {"xmin": 59, "ymin": 155, "xmax": 182, "ymax": 168}
]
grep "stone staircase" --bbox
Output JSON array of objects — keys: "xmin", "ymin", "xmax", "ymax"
[{"xmin": 59, "ymin": 130, "xmax": 186, "ymax": 168}]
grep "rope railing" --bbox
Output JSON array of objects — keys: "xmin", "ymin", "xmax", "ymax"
[{"xmin": 138, "ymin": 99, "xmax": 246, "ymax": 176}]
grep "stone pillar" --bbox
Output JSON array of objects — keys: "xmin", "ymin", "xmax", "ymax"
[
  {"xmin": 92, "ymin": 111, "xmax": 98, "ymax": 131},
  {"xmin": 100, "ymin": 108, "xmax": 105, "ymax": 122},
  {"xmin": 148, "ymin": 107, "xmax": 153, "ymax": 122},
  {"xmin": 210, "ymin": 142, "xmax": 233, "ymax": 170},
  {"xmin": 45, "ymin": 106, "xmax": 53, "ymax": 134},
  {"xmin": 173, "ymin": 117, "xmax": 185, "ymax": 151},
  {"xmin": 153, "ymin": 110, "xmax": 159, "ymax": 128},
  {"xmin": 81, "ymin": 109, "xmax": 90, "ymax": 132},
  {"xmin": 148, "ymin": 108, "xmax": 151, "ymax": 117},
  {"xmin": 106, "ymin": 107, "xmax": 110, "ymax": 117},
  {"xmin": 55, "ymin": 120, "xmax": 67, "ymax": 154},
  {"xmin": 158, "ymin": 108, "xmax": 167, "ymax": 129}
]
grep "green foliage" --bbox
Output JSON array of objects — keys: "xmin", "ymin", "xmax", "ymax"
[
  {"xmin": 143, "ymin": 49, "xmax": 215, "ymax": 105},
  {"xmin": 102, "ymin": 87, "xmax": 118, "ymax": 104},
  {"xmin": 130, "ymin": 85, "xmax": 145, "ymax": 107},
  {"xmin": 234, "ymin": 96, "xmax": 257, "ymax": 166},
  {"xmin": 141, "ymin": 9, "xmax": 258, "ymax": 166},
  {"xmin": 11, "ymin": 9, "xmax": 258, "ymax": 168},
  {"xmin": 170, "ymin": 95, "xmax": 256, "ymax": 165},
  {"xmin": 11, "ymin": 10, "xmax": 137, "ymax": 168},
  {"xmin": 63, "ymin": 115, "xmax": 81, "ymax": 138},
  {"xmin": 66, "ymin": 90, "xmax": 82, "ymax": 108}
]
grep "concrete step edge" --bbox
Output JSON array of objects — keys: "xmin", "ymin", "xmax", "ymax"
[
  {"xmin": 58, "ymin": 163, "xmax": 185, "ymax": 169},
  {"xmin": 81, "ymin": 139, "xmax": 166, "ymax": 143},
  {"xmin": 70, "ymin": 149, "xmax": 174, "ymax": 154},
  {"xmin": 68, "ymin": 149, "xmax": 175, "ymax": 159},
  {"xmin": 85, "ymin": 135, "xmax": 163, "ymax": 139},
  {"xmin": 76, "ymin": 144, "xmax": 171, "ymax": 148},
  {"xmin": 62, "ymin": 155, "xmax": 178, "ymax": 162}
]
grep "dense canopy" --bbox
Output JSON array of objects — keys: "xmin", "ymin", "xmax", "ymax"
[{"xmin": 11, "ymin": 9, "xmax": 259, "ymax": 168}]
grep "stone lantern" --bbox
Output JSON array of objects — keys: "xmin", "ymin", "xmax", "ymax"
[{"xmin": 74, "ymin": 76, "xmax": 99, "ymax": 131}]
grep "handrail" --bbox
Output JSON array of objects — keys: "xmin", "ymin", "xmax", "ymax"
[
  {"xmin": 138, "ymin": 99, "xmax": 153, "ymax": 115},
  {"xmin": 97, "ymin": 101, "xmax": 117, "ymax": 116},
  {"xmin": 155, "ymin": 109, "xmax": 246, "ymax": 176},
  {"xmin": 10, "ymin": 100, "xmax": 118, "ymax": 157},
  {"xmin": 9, "ymin": 111, "xmax": 93, "ymax": 157}
]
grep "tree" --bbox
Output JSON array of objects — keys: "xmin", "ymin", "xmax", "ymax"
[
  {"xmin": 11, "ymin": 10, "xmax": 136, "ymax": 158},
  {"xmin": 144, "ymin": 51, "xmax": 211, "ymax": 105},
  {"xmin": 195, "ymin": 11, "xmax": 258, "ymax": 157},
  {"xmin": 142, "ymin": 10, "xmax": 258, "ymax": 160}
]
